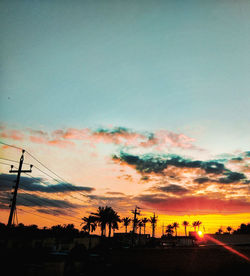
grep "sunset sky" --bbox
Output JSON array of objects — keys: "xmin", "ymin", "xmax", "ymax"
[{"xmin": 0, "ymin": 0, "xmax": 249, "ymax": 236}]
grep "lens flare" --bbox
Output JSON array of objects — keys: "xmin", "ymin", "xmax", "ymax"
[{"xmin": 206, "ymin": 235, "xmax": 250, "ymax": 262}]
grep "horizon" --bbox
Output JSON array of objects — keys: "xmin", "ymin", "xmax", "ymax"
[{"xmin": 0, "ymin": 0, "xmax": 249, "ymax": 237}]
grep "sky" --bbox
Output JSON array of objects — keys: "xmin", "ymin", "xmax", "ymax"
[{"xmin": 0, "ymin": 0, "xmax": 250, "ymax": 236}]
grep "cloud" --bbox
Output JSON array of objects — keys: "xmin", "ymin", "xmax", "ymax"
[
  {"xmin": 112, "ymin": 152, "xmax": 226, "ymax": 175},
  {"xmin": 0, "ymin": 174, "xmax": 95, "ymax": 193},
  {"xmin": 0, "ymin": 125, "xmax": 199, "ymax": 151},
  {"xmin": 0, "ymin": 191, "xmax": 80, "ymax": 211},
  {"xmin": 135, "ymin": 194, "xmax": 250, "ymax": 214},
  {"xmin": 0, "ymin": 129, "xmax": 24, "ymax": 141},
  {"xmin": 154, "ymin": 184, "xmax": 189, "ymax": 195}
]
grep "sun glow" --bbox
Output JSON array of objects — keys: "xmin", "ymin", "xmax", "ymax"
[{"xmin": 197, "ymin": 230, "xmax": 203, "ymax": 238}]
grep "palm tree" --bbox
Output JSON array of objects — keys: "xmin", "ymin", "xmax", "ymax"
[
  {"xmin": 142, "ymin": 218, "xmax": 148, "ymax": 235},
  {"xmin": 149, "ymin": 213, "xmax": 158, "ymax": 238},
  {"xmin": 91, "ymin": 206, "xmax": 110, "ymax": 236},
  {"xmin": 81, "ymin": 215, "xmax": 97, "ymax": 249},
  {"xmin": 132, "ymin": 217, "xmax": 139, "ymax": 234},
  {"xmin": 166, "ymin": 224, "xmax": 174, "ymax": 236},
  {"xmin": 81, "ymin": 215, "xmax": 97, "ymax": 233},
  {"xmin": 217, "ymin": 228, "xmax": 223, "ymax": 235},
  {"xmin": 196, "ymin": 221, "xmax": 202, "ymax": 231},
  {"xmin": 192, "ymin": 221, "xmax": 197, "ymax": 232},
  {"xmin": 138, "ymin": 220, "xmax": 144, "ymax": 235},
  {"xmin": 172, "ymin": 222, "xmax": 179, "ymax": 237},
  {"xmin": 227, "ymin": 226, "xmax": 232, "ymax": 234},
  {"xmin": 122, "ymin": 217, "xmax": 131, "ymax": 233},
  {"xmin": 108, "ymin": 209, "xmax": 121, "ymax": 238},
  {"xmin": 182, "ymin": 221, "xmax": 189, "ymax": 236}
]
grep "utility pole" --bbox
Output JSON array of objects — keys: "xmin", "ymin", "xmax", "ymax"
[
  {"xmin": 7, "ymin": 150, "xmax": 32, "ymax": 227},
  {"xmin": 131, "ymin": 206, "xmax": 140, "ymax": 247},
  {"xmin": 132, "ymin": 206, "xmax": 140, "ymax": 234}
]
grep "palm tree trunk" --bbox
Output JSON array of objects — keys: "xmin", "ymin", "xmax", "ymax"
[
  {"xmin": 185, "ymin": 226, "xmax": 187, "ymax": 237},
  {"xmin": 125, "ymin": 225, "xmax": 127, "ymax": 233},
  {"xmin": 144, "ymin": 225, "xmax": 146, "ymax": 235},
  {"xmin": 108, "ymin": 223, "xmax": 112, "ymax": 238}
]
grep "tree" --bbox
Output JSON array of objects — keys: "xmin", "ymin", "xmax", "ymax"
[
  {"xmin": 166, "ymin": 224, "xmax": 174, "ymax": 236},
  {"xmin": 122, "ymin": 217, "xmax": 131, "ymax": 233},
  {"xmin": 81, "ymin": 216, "xmax": 97, "ymax": 233},
  {"xmin": 172, "ymin": 222, "xmax": 179, "ymax": 237},
  {"xmin": 107, "ymin": 208, "xmax": 121, "ymax": 238},
  {"xmin": 138, "ymin": 220, "xmax": 144, "ymax": 235},
  {"xmin": 91, "ymin": 206, "xmax": 109, "ymax": 236},
  {"xmin": 149, "ymin": 213, "xmax": 158, "ymax": 238},
  {"xmin": 192, "ymin": 221, "xmax": 197, "ymax": 232},
  {"xmin": 196, "ymin": 221, "xmax": 202, "ymax": 230},
  {"xmin": 132, "ymin": 217, "xmax": 139, "ymax": 234},
  {"xmin": 182, "ymin": 221, "xmax": 189, "ymax": 236},
  {"xmin": 142, "ymin": 217, "xmax": 148, "ymax": 235},
  {"xmin": 227, "ymin": 226, "xmax": 232, "ymax": 234}
]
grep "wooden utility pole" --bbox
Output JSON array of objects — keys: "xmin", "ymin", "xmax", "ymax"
[
  {"xmin": 7, "ymin": 150, "xmax": 32, "ymax": 227},
  {"xmin": 131, "ymin": 206, "xmax": 140, "ymax": 247},
  {"xmin": 132, "ymin": 206, "xmax": 140, "ymax": 234}
]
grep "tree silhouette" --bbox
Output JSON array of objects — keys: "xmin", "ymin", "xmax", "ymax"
[
  {"xmin": 149, "ymin": 213, "xmax": 158, "ymax": 238},
  {"xmin": 122, "ymin": 217, "xmax": 131, "ymax": 233},
  {"xmin": 142, "ymin": 217, "xmax": 148, "ymax": 235},
  {"xmin": 81, "ymin": 215, "xmax": 97, "ymax": 233},
  {"xmin": 138, "ymin": 220, "xmax": 144, "ymax": 235},
  {"xmin": 227, "ymin": 226, "xmax": 232, "ymax": 234},
  {"xmin": 172, "ymin": 222, "xmax": 179, "ymax": 237},
  {"xmin": 166, "ymin": 224, "xmax": 174, "ymax": 236},
  {"xmin": 107, "ymin": 208, "xmax": 120, "ymax": 237},
  {"xmin": 182, "ymin": 221, "xmax": 189, "ymax": 236},
  {"xmin": 91, "ymin": 206, "xmax": 110, "ymax": 236},
  {"xmin": 192, "ymin": 221, "xmax": 197, "ymax": 232},
  {"xmin": 196, "ymin": 221, "xmax": 202, "ymax": 230}
]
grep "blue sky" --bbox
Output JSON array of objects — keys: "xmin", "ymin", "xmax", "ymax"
[
  {"xmin": 1, "ymin": 0, "xmax": 250, "ymax": 155},
  {"xmin": 1, "ymin": 1, "xmax": 250, "ymax": 231}
]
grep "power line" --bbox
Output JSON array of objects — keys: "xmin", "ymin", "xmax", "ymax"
[
  {"xmin": 0, "ymin": 157, "xmax": 30, "ymax": 165},
  {"xmin": 17, "ymin": 207, "xmax": 70, "ymax": 225},
  {"xmin": 17, "ymin": 190, "xmax": 82, "ymax": 224},
  {"xmin": 0, "ymin": 141, "xmax": 23, "ymax": 150}
]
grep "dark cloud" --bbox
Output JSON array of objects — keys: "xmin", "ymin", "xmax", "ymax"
[
  {"xmin": 194, "ymin": 177, "xmax": 211, "ymax": 184},
  {"xmin": 36, "ymin": 208, "xmax": 74, "ymax": 216},
  {"xmin": 93, "ymin": 127, "xmax": 131, "ymax": 135},
  {"xmin": 219, "ymin": 171, "xmax": 246, "ymax": 184},
  {"xmin": 0, "ymin": 191, "xmax": 79, "ymax": 210},
  {"xmin": 113, "ymin": 152, "xmax": 225, "ymax": 174},
  {"xmin": 156, "ymin": 184, "xmax": 189, "ymax": 195},
  {"xmin": 105, "ymin": 191, "xmax": 125, "ymax": 196},
  {"xmin": 16, "ymin": 193, "xmax": 79, "ymax": 209},
  {"xmin": 0, "ymin": 174, "xmax": 94, "ymax": 193},
  {"xmin": 244, "ymin": 151, "xmax": 250, "ymax": 157}
]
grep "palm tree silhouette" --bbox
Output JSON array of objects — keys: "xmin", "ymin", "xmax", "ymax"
[
  {"xmin": 192, "ymin": 221, "xmax": 197, "ymax": 232},
  {"xmin": 122, "ymin": 217, "xmax": 131, "ymax": 233},
  {"xmin": 227, "ymin": 226, "xmax": 232, "ymax": 234},
  {"xmin": 196, "ymin": 221, "xmax": 202, "ymax": 231},
  {"xmin": 166, "ymin": 224, "xmax": 174, "ymax": 236},
  {"xmin": 149, "ymin": 213, "xmax": 158, "ymax": 238},
  {"xmin": 142, "ymin": 217, "xmax": 148, "ymax": 235},
  {"xmin": 172, "ymin": 222, "xmax": 179, "ymax": 237},
  {"xmin": 132, "ymin": 217, "xmax": 139, "ymax": 234},
  {"xmin": 138, "ymin": 220, "xmax": 144, "ymax": 235},
  {"xmin": 81, "ymin": 215, "xmax": 97, "ymax": 249},
  {"xmin": 91, "ymin": 206, "xmax": 110, "ymax": 237},
  {"xmin": 106, "ymin": 207, "xmax": 121, "ymax": 238},
  {"xmin": 182, "ymin": 221, "xmax": 189, "ymax": 236},
  {"xmin": 81, "ymin": 215, "xmax": 97, "ymax": 233}
]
